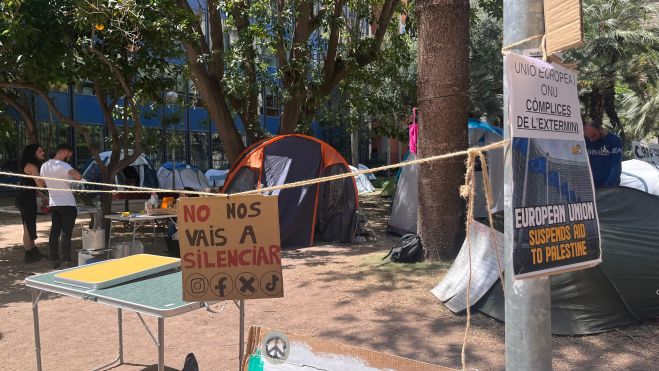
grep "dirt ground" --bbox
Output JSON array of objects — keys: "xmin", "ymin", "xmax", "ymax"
[{"xmin": 1, "ymin": 193, "xmax": 657, "ymax": 370}]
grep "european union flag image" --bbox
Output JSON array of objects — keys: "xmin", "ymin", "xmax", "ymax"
[
  {"xmin": 548, "ymin": 170, "xmax": 560, "ymax": 187},
  {"xmin": 529, "ymin": 157, "xmax": 547, "ymax": 174}
]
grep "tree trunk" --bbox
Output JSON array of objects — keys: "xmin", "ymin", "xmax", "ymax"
[
  {"xmin": 184, "ymin": 42, "xmax": 246, "ymax": 164},
  {"xmin": 416, "ymin": 0, "xmax": 470, "ymax": 260},
  {"xmin": 190, "ymin": 70, "xmax": 246, "ymax": 163},
  {"xmin": 351, "ymin": 130, "xmax": 359, "ymax": 167},
  {"xmin": 206, "ymin": 88, "xmax": 246, "ymax": 162},
  {"xmin": 602, "ymin": 83, "xmax": 626, "ymax": 145},
  {"xmin": 588, "ymin": 87, "xmax": 604, "ymax": 127},
  {"xmin": 99, "ymin": 168, "xmax": 113, "ymax": 248},
  {"xmin": 280, "ymin": 87, "xmax": 305, "ymax": 134}
]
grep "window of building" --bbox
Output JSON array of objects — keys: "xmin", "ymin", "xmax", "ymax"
[
  {"xmin": 261, "ymin": 86, "xmax": 279, "ymax": 117},
  {"xmin": 211, "ymin": 133, "xmax": 229, "ymax": 169},
  {"xmin": 189, "ymin": 132, "xmax": 209, "ymax": 170},
  {"xmin": 74, "ymin": 80, "xmax": 95, "ymax": 96}
]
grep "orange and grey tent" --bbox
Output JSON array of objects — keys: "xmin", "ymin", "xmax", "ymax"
[{"xmin": 222, "ymin": 134, "xmax": 359, "ymax": 248}]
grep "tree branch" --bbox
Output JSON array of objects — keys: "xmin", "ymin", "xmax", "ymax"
[
  {"xmin": 289, "ymin": 1, "xmax": 312, "ymax": 65},
  {"xmin": 372, "ymin": 0, "xmax": 399, "ymax": 48},
  {"xmin": 88, "ymin": 46, "xmax": 142, "ymax": 161},
  {"xmin": 322, "ymin": 0, "xmax": 346, "ymax": 86},
  {"xmin": 207, "ymin": 0, "xmax": 225, "ymax": 80},
  {"xmin": 0, "ymin": 90, "xmax": 37, "ymax": 142},
  {"xmin": 276, "ymin": 0, "xmax": 288, "ymax": 70},
  {"xmin": 176, "ymin": 0, "xmax": 211, "ymax": 57}
]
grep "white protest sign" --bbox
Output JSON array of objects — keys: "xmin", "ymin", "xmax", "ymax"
[
  {"xmin": 506, "ymin": 52, "xmax": 601, "ymax": 279},
  {"xmin": 632, "ymin": 141, "xmax": 659, "ymax": 169}
]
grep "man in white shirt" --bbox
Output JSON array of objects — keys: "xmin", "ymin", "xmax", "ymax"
[{"xmin": 40, "ymin": 144, "xmax": 82, "ymax": 268}]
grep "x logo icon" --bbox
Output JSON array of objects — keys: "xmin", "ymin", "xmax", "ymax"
[{"xmin": 239, "ymin": 275, "xmax": 256, "ymax": 294}]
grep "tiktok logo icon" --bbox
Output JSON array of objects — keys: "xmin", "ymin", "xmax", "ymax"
[{"xmin": 261, "ymin": 271, "xmax": 283, "ymax": 296}]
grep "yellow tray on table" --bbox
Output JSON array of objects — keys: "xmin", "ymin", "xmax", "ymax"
[{"xmin": 54, "ymin": 254, "xmax": 180, "ymax": 290}]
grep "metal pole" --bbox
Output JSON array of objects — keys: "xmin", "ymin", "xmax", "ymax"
[
  {"xmin": 158, "ymin": 317, "xmax": 165, "ymax": 371},
  {"xmin": 118, "ymin": 308, "xmax": 124, "ymax": 365},
  {"xmin": 503, "ymin": 1, "xmax": 552, "ymax": 370},
  {"xmin": 239, "ymin": 299, "xmax": 245, "ymax": 370},
  {"xmin": 32, "ymin": 289, "xmax": 43, "ymax": 371}
]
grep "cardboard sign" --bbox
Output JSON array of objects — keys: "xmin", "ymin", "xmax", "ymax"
[
  {"xmin": 506, "ymin": 53, "xmax": 601, "ymax": 279},
  {"xmin": 632, "ymin": 141, "xmax": 659, "ymax": 169},
  {"xmin": 243, "ymin": 326, "xmax": 454, "ymax": 371},
  {"xmin": 544, "ymin": 0, "xmax": 584, "ymax": 53},
  {"xmin": 177, "ymin": 195, "xmax": 283, "ymax": 301}
]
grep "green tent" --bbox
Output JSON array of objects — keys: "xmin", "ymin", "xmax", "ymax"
[{"xmin": 436, "ymin": 186, "xmax": 659, "ymax": 335}]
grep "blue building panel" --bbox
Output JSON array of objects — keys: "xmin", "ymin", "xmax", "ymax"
[
  {"xmin": 188, "ymin": 107, "xmax": 211, "ymax": 131},
  {"xmin": 35, "ymin": 92, "xmax": 70, "ymax": 123},
  {"xmin": 163, "ymin": 105, "xmax": 185, "ymax": 130},
  {"xmin": 140, "ymin": 104, "xmax": 162, "ymax": 128},
  {"xmin": 233, "ymin": 115, "xmax": 245, "ymax": 133},
  {"xmin": 73, "ymin": 94, "xmax": 104, "ymax": 125},
  {"xmin": 265, "ymin": 117, "xmax": 280, "ymax": 135}
]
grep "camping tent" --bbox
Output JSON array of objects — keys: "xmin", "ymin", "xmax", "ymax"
[
  {"xmin": 620, "ymin": 159, "xmax": 659, "ymax": 196},
  {"xmin": 157, "ymin": 162, "xmax": 209, "ymax": 191},
  {"xmin": 432, "ymin": 186, "xmax": 659, "ymax": 335},
  {"xmin": 222, "ymin": 134, "xmax": 359, "ymax": 248},
  {"xmin": 387, "ymin": 119, "xmax": 503, "ymax": 235},
  {"xmin": 81, "ymin": 151, "xmax": 159, "ymax": 189},
  {"xmin": 350, "ymin": 165, "xmax": 375, "ymax": 193},
  {"xmin": 387, "ymin": 152, "xmax": 419, "ymax": 235},
  {"xmin": 358, "ymin": 164, "xmax": 377, "ymax": 181},
  {"xmin": 205, "ymin": 169, "xmax": 229, "ymax": 188}
]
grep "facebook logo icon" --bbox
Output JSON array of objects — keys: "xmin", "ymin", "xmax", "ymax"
[{"xmin": 211, "ymin": 273, "xmax": 233, "ymax": 298}]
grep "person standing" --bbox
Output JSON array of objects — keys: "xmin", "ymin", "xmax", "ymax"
[
  {"xmin": 14, "ymin": 144, "xmax": 47, "ymax": 263},
  {"xmin": 40, "ymin": 144, "xmax": 82, "ymax": 268},
  {"xmin": 584, "ymin": 120, "xmax": 623, "ymax": 187}
]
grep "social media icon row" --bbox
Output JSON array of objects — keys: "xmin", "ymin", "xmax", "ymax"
[{"xmin": 186, "ymin": 271, "xmax": 282, "ymax": 298}]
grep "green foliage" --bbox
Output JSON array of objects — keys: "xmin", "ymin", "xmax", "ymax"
[
  {"xmin": 0, "ymin": 0, "xmax": 190, "ymax": 168},
  {"xmin": 565, "ymin": 0, "xmax": 659, "ymax": 144},
  {"xmin": 321, "ymin": 28, "xmax": 418, "ymax": 141},
  {"xmin": 469, "ymin": 10, "xmax": 503, "ymax": 124}
]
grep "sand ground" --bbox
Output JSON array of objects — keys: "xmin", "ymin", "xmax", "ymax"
[{"xmin": 1, "ymin": 194, "xmax": 657, "ymax": 370}]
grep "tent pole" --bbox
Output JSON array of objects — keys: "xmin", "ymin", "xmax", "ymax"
[{"xmin": 503, "ymin": 1, "xmax": 552, "ymax": 370}]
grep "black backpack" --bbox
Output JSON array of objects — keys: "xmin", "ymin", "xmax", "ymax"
[{"xmin": 383, "ymin": 234, "xmax": 423, "ymax": 263}]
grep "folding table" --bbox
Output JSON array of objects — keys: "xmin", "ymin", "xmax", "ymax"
[
  {"xmin": 26, "ymin": 268, "xmax": 206, "ymax": 371},
  {"xmin": 104, "ymin": 213, "xmax": 175, "ymax": 249}
]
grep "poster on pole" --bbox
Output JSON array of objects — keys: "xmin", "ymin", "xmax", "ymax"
[
  {"xmin": 177, "ymin": 195, "xmax": 284, "ymax": 301},
  {"xmin": 632, "ymin": 141, "xmax": 659, "ymax": 169},
  {"xmin": 506, "ymin": 52, "xmax": 601, "ymax": 279}
]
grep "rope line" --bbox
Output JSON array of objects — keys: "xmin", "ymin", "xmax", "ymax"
[
  {"xmin": 458, "ymin": 147, "xmax": 504, "ymax": 370},
  {"xmin": 0, "ymin": 140, "xmax": 509, "ymax": 197},
  {"xmin": 501, "ymin": 34, "xmax": 544, "ymax": 53}
]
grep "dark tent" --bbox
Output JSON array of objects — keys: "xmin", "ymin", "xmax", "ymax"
[
  {"xmin": 222, "ymin": 134, "xmax": 359, "ymax": 248},
  {"xmin": 436, "ymin": 186, "xmax": 659, "ymax": 335}
]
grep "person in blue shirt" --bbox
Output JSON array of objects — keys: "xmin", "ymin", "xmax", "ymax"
[{"xmin": 583, "ymin": 120, "xmax": 622, "ymax": 187}]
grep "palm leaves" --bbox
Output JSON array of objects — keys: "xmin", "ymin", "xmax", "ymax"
[{"xmin": 566, "ymin": 0, "xmax": 659, "ymax": 146}]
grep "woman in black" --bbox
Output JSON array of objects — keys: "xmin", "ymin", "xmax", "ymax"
[{"xmin": 15, "ymin": 144, "xmax": 47, "ymax": 263}]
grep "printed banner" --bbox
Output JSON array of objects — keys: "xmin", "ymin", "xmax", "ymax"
[
  {"xmin": 506, "ymin": 53, "xmax": 601, "ymax": 279},
  {"xmin": 177, "ymin": 195, "xmax": 283, "ymax": 301},
  {"xmin": 632, "ymin": 141, "xmax": 659, "ymax": 169}
]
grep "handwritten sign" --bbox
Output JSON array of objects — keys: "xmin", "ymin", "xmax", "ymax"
[
  {"xmin": 506, "ymin": 53, "xmax": 601, "ymax": 279},
  {"xmin": 177, "ymin": 195, "xmax": 283, "ymax": 301},
  {"xmin": 544, "ymin": 0, "xmax": 584, "ymax": 53}
]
